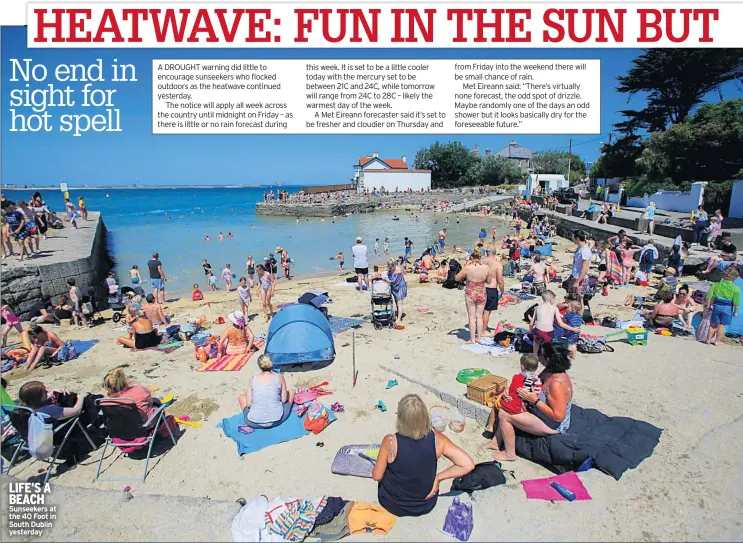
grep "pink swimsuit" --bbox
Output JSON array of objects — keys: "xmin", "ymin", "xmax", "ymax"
[{"xmin": 2, "ymin": 309, "xmax": 20, "ymax": 326}]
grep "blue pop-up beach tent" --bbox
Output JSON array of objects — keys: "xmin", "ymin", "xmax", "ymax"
[{"xmin": 265, "ymin": 304, "xmax": 335, "ymax": 367}]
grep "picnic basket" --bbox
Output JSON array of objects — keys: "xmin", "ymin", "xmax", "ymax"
[{"xmin": 467, "ymin": 375, "xmax": 508, "ymax": 407}]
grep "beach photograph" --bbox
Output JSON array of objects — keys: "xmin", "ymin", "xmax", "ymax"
[{"xmin": 2, "ymin": 23, "xmax": 743, "ymax": 543}]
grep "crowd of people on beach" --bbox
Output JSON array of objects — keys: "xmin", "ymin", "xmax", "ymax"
[{"xmin": 1, "ymin": 190, "xmax": 741, "ymax": 532}]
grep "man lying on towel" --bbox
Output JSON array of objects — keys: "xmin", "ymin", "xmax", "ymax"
[{"xmin": 237, "ymin": 354, "xmax": 296, "ymax": 429}]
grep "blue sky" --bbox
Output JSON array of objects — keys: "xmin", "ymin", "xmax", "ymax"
[{"xmin": 2, "ymin": 26, "xmax": 741, "ymax": 187}]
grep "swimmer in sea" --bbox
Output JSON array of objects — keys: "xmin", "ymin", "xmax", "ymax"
[
  {"xmin": 228, "ymin": 232, "xmax": 233, "ymax": 239},
  {"xmin": 205, "ymin": 235, "xmax": 211, "ymax": 241},
  {"xmin": 296, "ymin": 218, "xmax": 299, "ymax": 225},
  {"xmin": 168, "ymin": 217, "xmax": 172, "ymax": 221},
  {"xmin": 321, "ymin": 218, "xmax": 325, "ymax": 222},
  {"xmin": 250, "ymin": 224, "xmax": 254, "ymax": 228},
  {"xmin": 218, "ymin": 233, "xmax": 224, "ymax": 241},
  {"xmin": 179, "ymin": 215, "xmax": 184, "ymax": 219}
]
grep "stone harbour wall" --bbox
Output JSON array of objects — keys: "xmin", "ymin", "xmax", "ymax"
[
  {"xmin": 1, "ymin": 217, "xmax": 113, "ymax": 320},
  {"xmin": 255, "ymin": 202, "xmax": 376, "ymax": 217}
]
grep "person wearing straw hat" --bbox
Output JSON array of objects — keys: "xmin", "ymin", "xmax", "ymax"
[{"xmin": 217, "ymin": 310, "xmax": 254, "ymax": 357}]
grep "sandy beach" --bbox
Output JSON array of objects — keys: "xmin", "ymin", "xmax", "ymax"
[{"xmin": 2, "ymin": 231, "xmax": 742, "ymax": 542}]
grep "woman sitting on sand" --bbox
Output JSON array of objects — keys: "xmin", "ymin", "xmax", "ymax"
[
  {"xmin": 373, "ymin": 394, "xmax": 474, "ymax": 517},
  {"xmin": 238, "ymin": 354, "xmax": 294, "ymax": 429},
  {"xmin": 482, "ymin": 343, "xmax": 573, "ymax": 461},
  {"xmin": 643, "ymin": 290, "xmax": 680, "ymax": 329},
  {"xmin": 674, "ymin": 284, "xmax": 700, "ymax": 329},
  {"xmin": 116, "ymin": 308, "xmax": 160, "ymax": 349},
  {"xmin": 26, "ymin": 323, "xmax": 65, "ymax": 371},
  {"xmin": 455, "ymin": 248, "xmax": 492, "ymax": 344},
  {"xmin": 217, "ymin": 310, "xmax": 254, "ymax": 357}
]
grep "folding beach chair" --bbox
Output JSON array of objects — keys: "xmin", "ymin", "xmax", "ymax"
[
  {"xmin": 1, "ymin": 405, "xmax": 97, "ymax": 485},
  {"xmin": 94, "ymin": 397, "xmax": 177, "ymax": 482}
]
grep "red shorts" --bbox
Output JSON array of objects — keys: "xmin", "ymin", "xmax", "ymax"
[{"xmin": 530, "ymin": 329, "xmax": 554, "ymax": 343}]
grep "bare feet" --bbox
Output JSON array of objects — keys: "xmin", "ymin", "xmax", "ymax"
[
  {"xmin": 491, "ymin": 451, "xmax": 518, "ymax": 462},
  {"xmin": 480, "ymin": 441, "xmax": 500, "ymax": 451}
]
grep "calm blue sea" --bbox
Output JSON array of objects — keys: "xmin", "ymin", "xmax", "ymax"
[{"xmin": 8, "ymin": 187, "xmax": 502, "ymax": 293}]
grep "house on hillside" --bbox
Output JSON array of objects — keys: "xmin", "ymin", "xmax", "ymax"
[
  {"xmin": 352, "ymin": 152, "xmax": 431, "ymax": 192},
  {"xmin": 524, "ymin": 174, "xmax": 568, "ymax": 196},
  {"xmin": 494, "ymin": 141, "xmax": 534, "ymax": 175}
]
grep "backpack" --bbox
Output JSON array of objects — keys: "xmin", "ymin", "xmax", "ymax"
[
  {"xmin": 577, "ymin": 337, "xmax": 614, "ymax": 354},
  {"xmin": 28, "ymin": 412, "xmax": 54, "ymax": 460},
  {"xmin": 451, "ymin": 461, "xmax": 506, "ymax": 494},
  {"xmin": 695, "ymin": 309, "xmax": 711, "ymax": 343},
  {"xmin": 443, "ymin": 260, "xmax": 463, "ymax": 290}
]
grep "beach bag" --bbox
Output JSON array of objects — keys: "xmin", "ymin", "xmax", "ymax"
[
  {"xmin": 54, "ymin": 341, "xmax": 78, "ymax": 362},
  {"xmin": 451, "ymin": 461, "xmax": 506, "ymax": 494},
  {"xmin": 82, "ymin": 301, "xmax": 94, "ymax": 315},
  {"xmin": 295, "ymin": 382, "xmax": 332, "ymax": 405},
  {"xmin": 442, "ymin": 497, "xmax": 474, "ymax": 542},
  {"xmin": 695, "ymin": 310, "xmax": 711, "ymax": 343},
  {"xmin": 577, "ymin": 337, "xmax": 614, "ymax": 354},
  {"xmin": 523, "ymin": 303, "xmax": 538, "ymax": 324},
  {"xmin": 601, "ymin": 316, "xmax": 618, "ymax": 329},
  {"xmin": 28, "ymin": 412, "xmax": 54, "ymax": 460},
  {"xmin": 304, "ymin": 401, "xmax": 330, "ymax": 434},
  {"xmin": 165, "ymin": 325, "xmax": 182, "ymax": 341}
]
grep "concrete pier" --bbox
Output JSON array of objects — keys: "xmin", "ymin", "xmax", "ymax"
[{"xmin": 1, "ymin": 212, "xmax": 112, "ymax": 319}]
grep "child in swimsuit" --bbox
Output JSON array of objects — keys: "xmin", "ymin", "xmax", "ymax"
[
  {"xmin": 238, "ymin": 277, "xmax": 252, "ymax": 316},
  {"xmin": 336, "ymin": 250, "xmax": 344, "ymax": 271},
  {"xmin": 499, "ymin": 355, "xmax": 542, "ymax": 415},
  {"xmin": 192, "ymin": 284, "xmax": 204, "ymax": 302},
  {"xmin": 209, "ymin": 272, "xmax": 218, "ymax": 291},
  {"xmin": 129, "ymin": 265, "xmax": 141, "ymax": 285},
  {"xmin": 246, "ymin": 255, "xmax": 256, "ymax": 287}
]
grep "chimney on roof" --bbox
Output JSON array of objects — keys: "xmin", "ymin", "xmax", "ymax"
[
  {"xmin": 402, "ymin": 155, "xmax": 406, "ymax": 164},
  {"xmin": 485, "ymin": 148, "xmax": 490, "ymax": 156},
  {"xmin": 509, "ymin": 141, "xmax": 518, "ymax": 147},
  {"xmin": 372, "ymin": 151, "xmax": 378, "ymax": 158},
  {"xmin": 473, "ymin": 144, "xmax": 479, "ymax": 155}
]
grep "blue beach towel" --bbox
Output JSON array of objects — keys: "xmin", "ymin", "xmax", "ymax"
[
  {"xmin": 218, "ymin": 411, "xmax": 337, "ymax": 455},
  {"xmin": 328, "ymin": 317, "xmax": 365, "ymax": 336},
  {"xmin": 70, "ymin": 339, "xmax": 99, "ymax": 356}
]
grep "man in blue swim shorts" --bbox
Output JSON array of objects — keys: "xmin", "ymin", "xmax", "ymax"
[
  {"xmin": 438, "ymin": 228, "xmax": 447, "ymax": 251},
  {"xmin": 147, "ymin": 252, "xmax": 167, "ymax": 304}
]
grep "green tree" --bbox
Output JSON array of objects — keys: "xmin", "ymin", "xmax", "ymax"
[
  {"xmin": 462, "ymin": 155, "xmax": 521, "ymax": 186},
  {"xmin": 596, "ymin": 136, "xmax": 645, "ymax": 179},
  {"xmin": 615, "ymin": 49, "xmax": 743, "ymax": 134},
  {"xmin": 532, "ymin": 150, "xmax": 586, "ymax": 183},
  {"xmin": 637, "ymin": 99, "xmax": 743, "ymax": 183},
  {"xmin": 413, "ymin": 141, "xmax": 478, "ymax": 188}
]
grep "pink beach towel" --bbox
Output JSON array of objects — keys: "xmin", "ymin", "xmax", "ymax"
[{"xmin": 521, "ymin": 472, "xmax": 591, "ymax": 501}]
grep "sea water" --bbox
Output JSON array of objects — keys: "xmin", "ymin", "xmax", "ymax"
[{"xmin": 10, "ymin": 187, "xmax": 509, "ymax": 293}]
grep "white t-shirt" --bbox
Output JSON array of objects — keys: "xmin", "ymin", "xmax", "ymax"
[{"xmin": 352, "ymin": 244, "xmax": 369, "ymax": 269}]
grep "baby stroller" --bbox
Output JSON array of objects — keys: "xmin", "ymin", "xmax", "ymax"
[
  {"xmin": 110, "ymin": 285, "xmax": 145, "ymax": 323},
  {"xmin": 80, "ymin": 287, "xmax": 104, "ymax": 325},
  {"xmin": 442, "ymin": 260, "xmax": 465, "ymax": 290},
  {"xmin": 370, "ymin": 278, "xmax": 395, "ymax": 330}
]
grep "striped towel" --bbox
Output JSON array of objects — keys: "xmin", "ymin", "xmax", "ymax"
[
  {"xmin": 608, "ymin": 251, "xmax": 623, "ymax": 284},
  {"xmin": 196, "ymin": 340, "xmax": 265, "ymax": 372}
]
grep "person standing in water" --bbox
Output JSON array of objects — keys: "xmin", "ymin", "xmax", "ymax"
[
  {"xmin": 438, "ymin": 229, "xmax": 447, "ymax": 252},
  {"xmin": 384, "ymin": 237, "xmax": 390, "ymax": 255},
  {"xmin": 245, "ymin": 255, "xmax": 256, "ymax": 287},
  {"xmin": 222, "ymin": 263, "xmax": 233, "ymax": 291},
  {"xmin": 375, "ymin": 238, "xmax": 380, "ymax": 258},
  {"xmin": 336, "ymin": 249, "xmax": 345, "ymax": 272},
  {"xmin": 129, "ymin": 264, "xmax": 142, "ymax": 286},
  {"xmin": 148, "ymin": 253, "xmax": 167, "ymax": 304}
]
